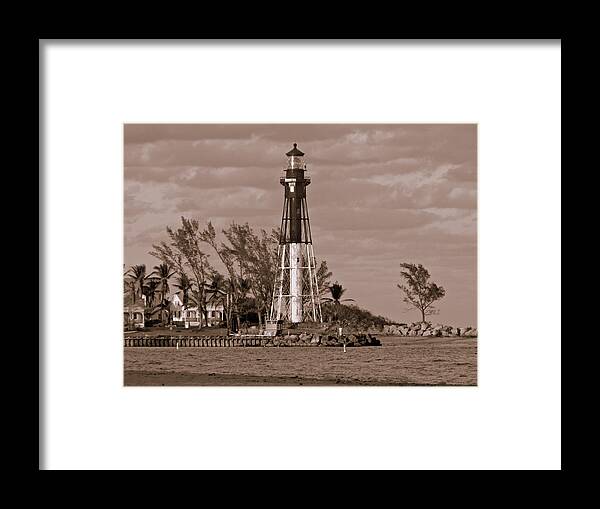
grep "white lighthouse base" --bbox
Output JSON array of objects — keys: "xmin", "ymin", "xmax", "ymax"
[
  {"xmin": 270, "ymin": 242, "xmax": 322, "ymax": 324},
  {"xmin": 290, "ymin": 243, "xmax": 302, "ymax": 322}
]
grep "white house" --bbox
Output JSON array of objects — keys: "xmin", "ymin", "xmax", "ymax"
[{"xmin": 169, "ymin": 292, "xmax": 225, "ymax": 327}]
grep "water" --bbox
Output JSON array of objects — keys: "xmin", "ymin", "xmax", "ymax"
[{"xmin": 124, "ymin": 336, "xmax": 477, "ymax": 386}]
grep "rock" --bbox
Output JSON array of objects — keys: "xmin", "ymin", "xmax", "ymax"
[
  {"xmin": 399, "ymin": 327, "xmax": 409, "ymax": 336},
  {"xmin": 310, "ymin": 335, "xmax": 321, "ymax": 345},
  {"xmin": 420, "ymin": 322, "xmax": 430, "ymax": 331},
  {"xmin": 433, "ymin": 324, "xmax": 443, "ymax": 331},
  {"xmin": 288, "ymin": 334, "xmax": 299, "ymax": 342},
  {"xmin": 422, "ymin": 330, "xmax": 432, "ymax": 337},
  {"xmin": 299, "ymin": 333, "xmax": 311, "ymax": 342}
]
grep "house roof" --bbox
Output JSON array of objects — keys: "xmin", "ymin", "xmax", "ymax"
[{"xmin": 170, "ymin": 291, "xmax": 224, "ymax": 310}]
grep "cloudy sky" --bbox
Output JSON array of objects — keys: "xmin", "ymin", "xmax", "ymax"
[{"xmin": 124, "ymin": 124, "xmax": 477, "ymax": 326}]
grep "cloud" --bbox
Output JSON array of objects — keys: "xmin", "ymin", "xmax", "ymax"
[{"xmin": 123, "ymin": 124, "xmax": 478, "ymax": 325}]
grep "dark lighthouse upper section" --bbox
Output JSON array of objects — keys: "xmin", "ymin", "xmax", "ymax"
[{"xmin": 279, "ymin": 143, "xmax": 313, "ymax": 244}]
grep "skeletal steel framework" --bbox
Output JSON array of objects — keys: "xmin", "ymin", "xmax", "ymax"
[{"xmin": 269, "ymin": 143, "xmax": 323, "ymax": 323}]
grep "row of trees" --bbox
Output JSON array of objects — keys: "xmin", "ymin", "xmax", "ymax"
[
  {"xmin": 125, "ymin": 217, "xmax": 448, "ymax": 327},
  {"xmin": 125, "ymin": 216, "xmax": 333, "ymax": 329}
]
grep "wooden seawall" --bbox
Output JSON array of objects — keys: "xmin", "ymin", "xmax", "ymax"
[{"xmin": 124, "ymin": 333, "xmax": 381, "ymax": 347}]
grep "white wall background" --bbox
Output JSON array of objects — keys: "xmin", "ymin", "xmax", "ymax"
[{"xmin": 41, "ymin": 41, "xmax": 561, "ymax": 470}]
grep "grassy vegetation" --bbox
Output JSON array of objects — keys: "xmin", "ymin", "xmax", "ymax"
[{"xmin": 321, "ymin": 302, "xmax": 393, "ymax": 329}]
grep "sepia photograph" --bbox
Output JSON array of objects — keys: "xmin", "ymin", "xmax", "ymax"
[
  {"xmin": 123, "ymin": 123, "xmax": 477, "ymax": 386},
  {"xmin": 42, "ymin": 40, "xmax": 560, "ymax": 470}
]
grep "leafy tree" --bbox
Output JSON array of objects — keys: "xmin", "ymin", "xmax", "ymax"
[
  {"xmin": 152, "ymin": 218, "xmax": 332, "ymax": 329},
  {"xmin": 241, "ymin": 227, "xmax": 280, "ymax": 327},
  {"xmin": 199, "ymin": 221, "xmax": 241, "ymax": 330},
  {"xmin": 397, "ymin": 262, "xmax": 446, "ymax": 322},
  {"xmin": 199, "ymin": 221, "xmax": 279, "ymax": 329},
  {"xmin": 150, "ymin": 217, "xmax": 213, "ymax": 327},
  {"xmin": 316, "ymin": 260, "xmax": 333, "ymax": 297}
]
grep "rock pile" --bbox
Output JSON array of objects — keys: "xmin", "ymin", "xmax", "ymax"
[
  {"xmin": 382, "ymin": 322, "xmax": 478, "ymax": 337},
  {"xmin": 281, "ymin": 332, "xmax": 381, "ymax": 347}
]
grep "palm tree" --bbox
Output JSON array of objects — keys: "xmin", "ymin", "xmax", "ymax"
[
  {"xmin": 149, "ymin": 263, "xmax": 176, "ymax": 302},
  {"xmin": 125, "ymin": 264, "xmax": 148, "ymax": 303},
  {"xmin": 322, "ymin": 281, "xmax": 354, "ymax": 322},
  {"xmin": 124, "ymin": 278, "xmax": 136, "ymax": 298},
  {"xmin": 205, "ymin": 273, "xmax": 227, "ymax": 325},
  {"xmin": 322, "ymin": 281, "xmax": 355, "ymax": 305},
  {"xmin": 143, "ymin": 279, "xmax": 160, "ymax": 308},
  {"xmin": 152, "ymin": 297, "xmax": 172, "ymax": 326},
  {"xmin": 206, "ymin": 273, "xmax": 227, "ymax": 303},
  {"xmin": 174, "ymin": 272, "xmax": 193, "ymax": 307}
]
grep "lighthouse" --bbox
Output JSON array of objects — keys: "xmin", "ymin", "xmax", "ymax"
[{"xmin": 269, "ymin": 143, "xmax": 322, "ymax": 324}]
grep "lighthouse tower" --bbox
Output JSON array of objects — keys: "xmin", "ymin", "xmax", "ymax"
[{"xmin": 269, "ymin": 143, "xmax": 322, "ymax": 323}]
